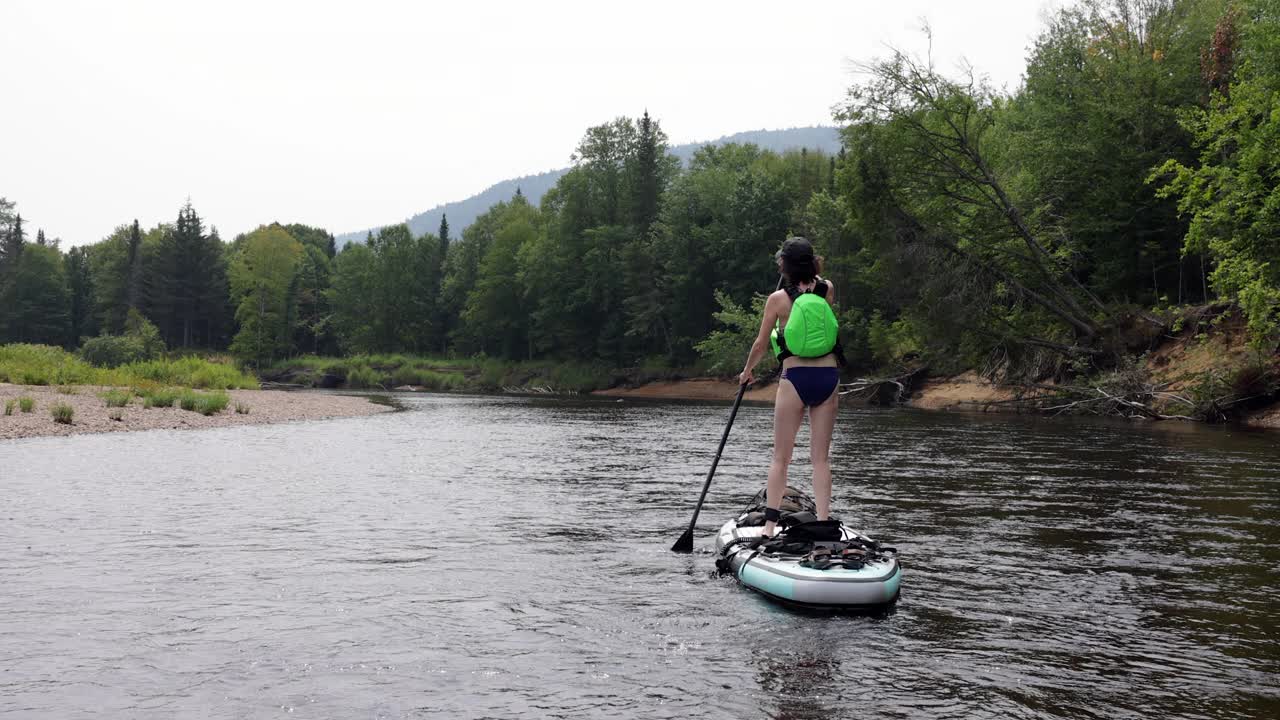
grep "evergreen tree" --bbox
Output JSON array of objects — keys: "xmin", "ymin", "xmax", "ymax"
[
  {"xmin": 146, "ymin": 202, "xmax": 228, "ymax": 348},
  {"xmin": 293, "ymin": 244, "xmax": 333, "ymax": 354},
  {"xmin": 435, "ymin": 214, "xmax": 452, "ymax": 352},
  {"xmin": 65, "ymin": 246, "xmax": 96, "ymax": 342},
  {"xmin": 0, "ymin": 212, "xmax": 25, "ymax": 340},
  {"xmin": 89, "ymin": 223, "xmax": 145, "ymax": 334},
  {"xmin": 125, "ymin": 219, "xmax": 143, "ymax": 310},
  {"xmin": 632, "ymin": 110, "xmax": 662, "ymax": 237},
  {"xmin": 0, "ymin": 213, "xmax": 24, "ymax": 281},
  {"xmin": 0, "ymin": 243, "xmax": 70, "ymax": 345}
]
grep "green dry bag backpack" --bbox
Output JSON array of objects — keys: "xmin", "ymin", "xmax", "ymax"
[{"xmin": 770, "ymin": 282, "xmax": 839, "ymax": 360}]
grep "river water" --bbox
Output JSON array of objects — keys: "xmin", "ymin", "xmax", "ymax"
[{"xmin": 1, "ymin": 393, "xmax": 1276, "ymax": 719}]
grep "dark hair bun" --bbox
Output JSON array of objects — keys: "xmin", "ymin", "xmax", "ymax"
[{"xmin": 778, "ymin": 237, "xmax": 818, "ymax": 283}]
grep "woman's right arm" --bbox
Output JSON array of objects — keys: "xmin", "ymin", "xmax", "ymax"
[{"xmin": 738, "ymin": 292, "xmax": 780, "ymax": 386}]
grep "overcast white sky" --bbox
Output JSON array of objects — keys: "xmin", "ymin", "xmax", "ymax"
[{"xmin": 2, "ymin": 0, "xmax": 1067, "ymax": 246}]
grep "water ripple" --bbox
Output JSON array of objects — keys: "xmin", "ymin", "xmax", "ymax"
[{"xmin": 1, "ymin": 395, "xmax": 1277, "ymax": 718}]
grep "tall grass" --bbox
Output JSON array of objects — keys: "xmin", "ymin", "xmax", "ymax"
[
  {"xmin": 141, "ymin": 388, "xmax": 180, "ymax": 408},
  {"xmin": 3, "ymin": 399, "xmax": 14, "ymax": 416},
  {"xmin": 102, "ymin": 389, "xmax": 131, "ymax": 408},
  {"xmin": 345, "ymin": 364, "xmax": 384, "ymax": 389},
  {"xmin": 0, "ymin": 343, "xmax": 257, "ymax": 389},
  {"xmin": 18, "ymin": 396, "xmax": 34, "ymax": 413},
  {"xmin": 50, "ymin": 403, "xmax": 74, "ymax": 424},
  {"xmin": 178, "ymin": 390, "xmax": 229, "ymax": 415},
  {"xmin": 268, "ymin": 353, "xmax": 618, "ymax": 393}
]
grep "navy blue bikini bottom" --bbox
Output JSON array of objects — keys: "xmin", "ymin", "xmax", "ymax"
[{"xmin": 781, "ymin": 367, "xmax": 839, "ymax": 407}]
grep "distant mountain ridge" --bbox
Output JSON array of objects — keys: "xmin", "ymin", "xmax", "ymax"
[{"xmin": 334, "ymin": 126, "xmax": 842, "ymax": 247}]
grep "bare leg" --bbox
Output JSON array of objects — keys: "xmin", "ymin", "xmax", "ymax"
[
  {"xmin": 808, "ymin": 384, "xmax": 839, "ymax": 521},
  {"xmin": 764, "ymin": 378, "xmax": 805, "ymax": 537}
]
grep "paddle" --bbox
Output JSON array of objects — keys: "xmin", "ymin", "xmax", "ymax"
[
  {"xmin": 671, "ymin": 381, "xmax": 748, "ymax": 553},
  {"xmin": 671, "ymin": 273, "xmax": 784, "ymax": 554}
]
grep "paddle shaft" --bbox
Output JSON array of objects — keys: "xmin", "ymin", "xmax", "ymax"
[
  {"xmin": 673, "ymin": 383, "xmax": 747, "ymax": 550},
  {"xmin": 671, "ymin": 274, "xmax": 783, "ymax": 553}
]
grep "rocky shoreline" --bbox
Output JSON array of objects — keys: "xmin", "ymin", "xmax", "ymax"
[{"xmin": 0, "ymin": 384, "xmax": 393, "ymax": 441}]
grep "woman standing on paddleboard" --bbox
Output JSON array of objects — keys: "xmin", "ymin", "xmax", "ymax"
[{"xmin": 738, "ymin": 237, "xmax": 841, "ymax": 538}]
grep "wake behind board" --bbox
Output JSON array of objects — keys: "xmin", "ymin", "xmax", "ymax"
[{"xmin": 715, "ymin": 487, "xmax": 901, "ymax": 610}]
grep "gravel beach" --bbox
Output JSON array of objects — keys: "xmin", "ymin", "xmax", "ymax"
[{"xmin": 0, "ymin": 384, "xmax": 393, "ymax": 440}]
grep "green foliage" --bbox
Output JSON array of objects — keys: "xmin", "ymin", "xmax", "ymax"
[
  {"xmin": 229, "ymin": 225, "xmax": 304, "ymax": 365},
  {"xmin": 50, "ymin": 402, "xmax": 73, "ymax": 424},
  {"xmin": 65, "ymin": 246, "xmax": 96, "ymax": 342},
  {"xmin": 3, "ymin": 398, "xmax": 13, "ymax": 415},
  {"xmin": 101, "ymin": 389, "xmax": 131, "ymax": 408},
  {"xmin": 694, "ymin": 290, "xmax": 776, "ymax": 374},
  {"xmin": 0, "ymin": 344, "xmax": 97, "ymax": 385},
  {"xmin": 867, "ymin": 311, "xmax": 921, "ymax": 366},
  {"xmin": 178, "ymin": 390, "xmax": 229, "ymax": 415},
  {"xmin": 145, "ymin": 202, "xmax": 229, "ymax": 348},
  {"xmin": 1002, "ymin": 0, "xmax": 1222, "ymax": 303},
  {"xmin": 80, "ymin": 335, "xmax": 148, "ymax": 368},
  {"xmin": 79, "ymin": 311, "xmax": 165, "ymax": 366},
  {"xmin": 88, "ymin": 221, "xmax": 146, "ymax": 334},
  {"xmin": 345, "ymin": 364, "xmax": 383, "ymax": 389},
  {"xmin": 1152, "ymin": 0, "xmax": 1280, "ymax": 347},
  {"xmin": 19, "ymin": 396, "xmax": 35, "ymax": 413},
  {"xmin": 141, "ymin": 388, "xmax": 179, "ymax": 408},
  {"xmin": 0, "ymin": 243, "xmax": 71, "ymax": 346},
  {"xmin": 121, "ymin": 356, "xmax": 256, "ymax": 389},
  {"xmin": 0, "ymin": 343, "xmax": 255, "ymax": 389}
]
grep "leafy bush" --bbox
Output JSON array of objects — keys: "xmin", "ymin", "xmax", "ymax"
[
  {"xmin": 0, "ymin": 344, "xmax": 97, "ymax": 385},
  {"xmin": 694, "ymin": 290, "xmax": 776, "ymax": 375},
  {"xmin": 18, "ymin": 396, "xmax": 34, "ymax": 413},
  {"xmin": 123, "ymin": 309, "xmax": 166, "ymax": 358},
  {"xmin": 141, "ymin": 388, "xmax": 180, "ymax": 408},
  {"xmin": 102, "ymin": 390, "xmax": 131, "ymax": 408},
  {"xmin": 178, "ymin": 390, "xmax": 229, "ymax": 415},
  {"xmin": 867, "ymin": 311, "xmax": 922, "ymax": 366},
  {"xmin": 195, "ymin": 392, "xmax": 229, "ymax": 415},
  {"xmin": 80, "ymin": 310, "xmax": 166, "ymax": 368},
  {"xmin": 51, "ymin": 403, "xmax": 74, "ymax": 424},
  {"xmin": 123, "ymin": 356, "xmax": 256, "ymax": 389},
  {"xmin": 1, "ymin": 343, "xmax": 255, "ymax": 390},
  {"xmin": 345, "ymin": 364, "xmax": 384, "ymax": 389},
  {"xmin": 79, "ymin": 335, "xmax": 150, "ymax": 368},
  {"xmin": 178, "ymin": 390, "xmax": 200, "ymax": 412}
]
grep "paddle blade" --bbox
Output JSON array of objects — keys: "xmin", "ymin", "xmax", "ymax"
[{"xmin": 671, "ymin": 527, "xmax": 695, "ymax": 553}]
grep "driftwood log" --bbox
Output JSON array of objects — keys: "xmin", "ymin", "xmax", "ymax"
[{"xmin": 839, "ymin": 368, "xmax": 927, "ymax": 405}]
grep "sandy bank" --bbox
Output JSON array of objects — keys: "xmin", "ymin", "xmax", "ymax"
[
  {"xmin": 905, "ymin": 371, "xmax": 1026, "ymax": 412},
  {"xmin": 0, "ymin": 384, "xmax": 392, "ymax": 440},
  {"xmin": 594, "ymin": 378, "xmax": 778, "ymax": 402}
]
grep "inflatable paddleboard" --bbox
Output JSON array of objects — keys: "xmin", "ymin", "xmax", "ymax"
[{"xmin": 715, "ymin": 488, "xmax": 901, "ymax": 609}]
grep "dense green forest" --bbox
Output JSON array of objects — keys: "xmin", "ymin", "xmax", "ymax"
[{"xmin": 2, "ymin": 0, "xmax": 1276, "ymax": 383}]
